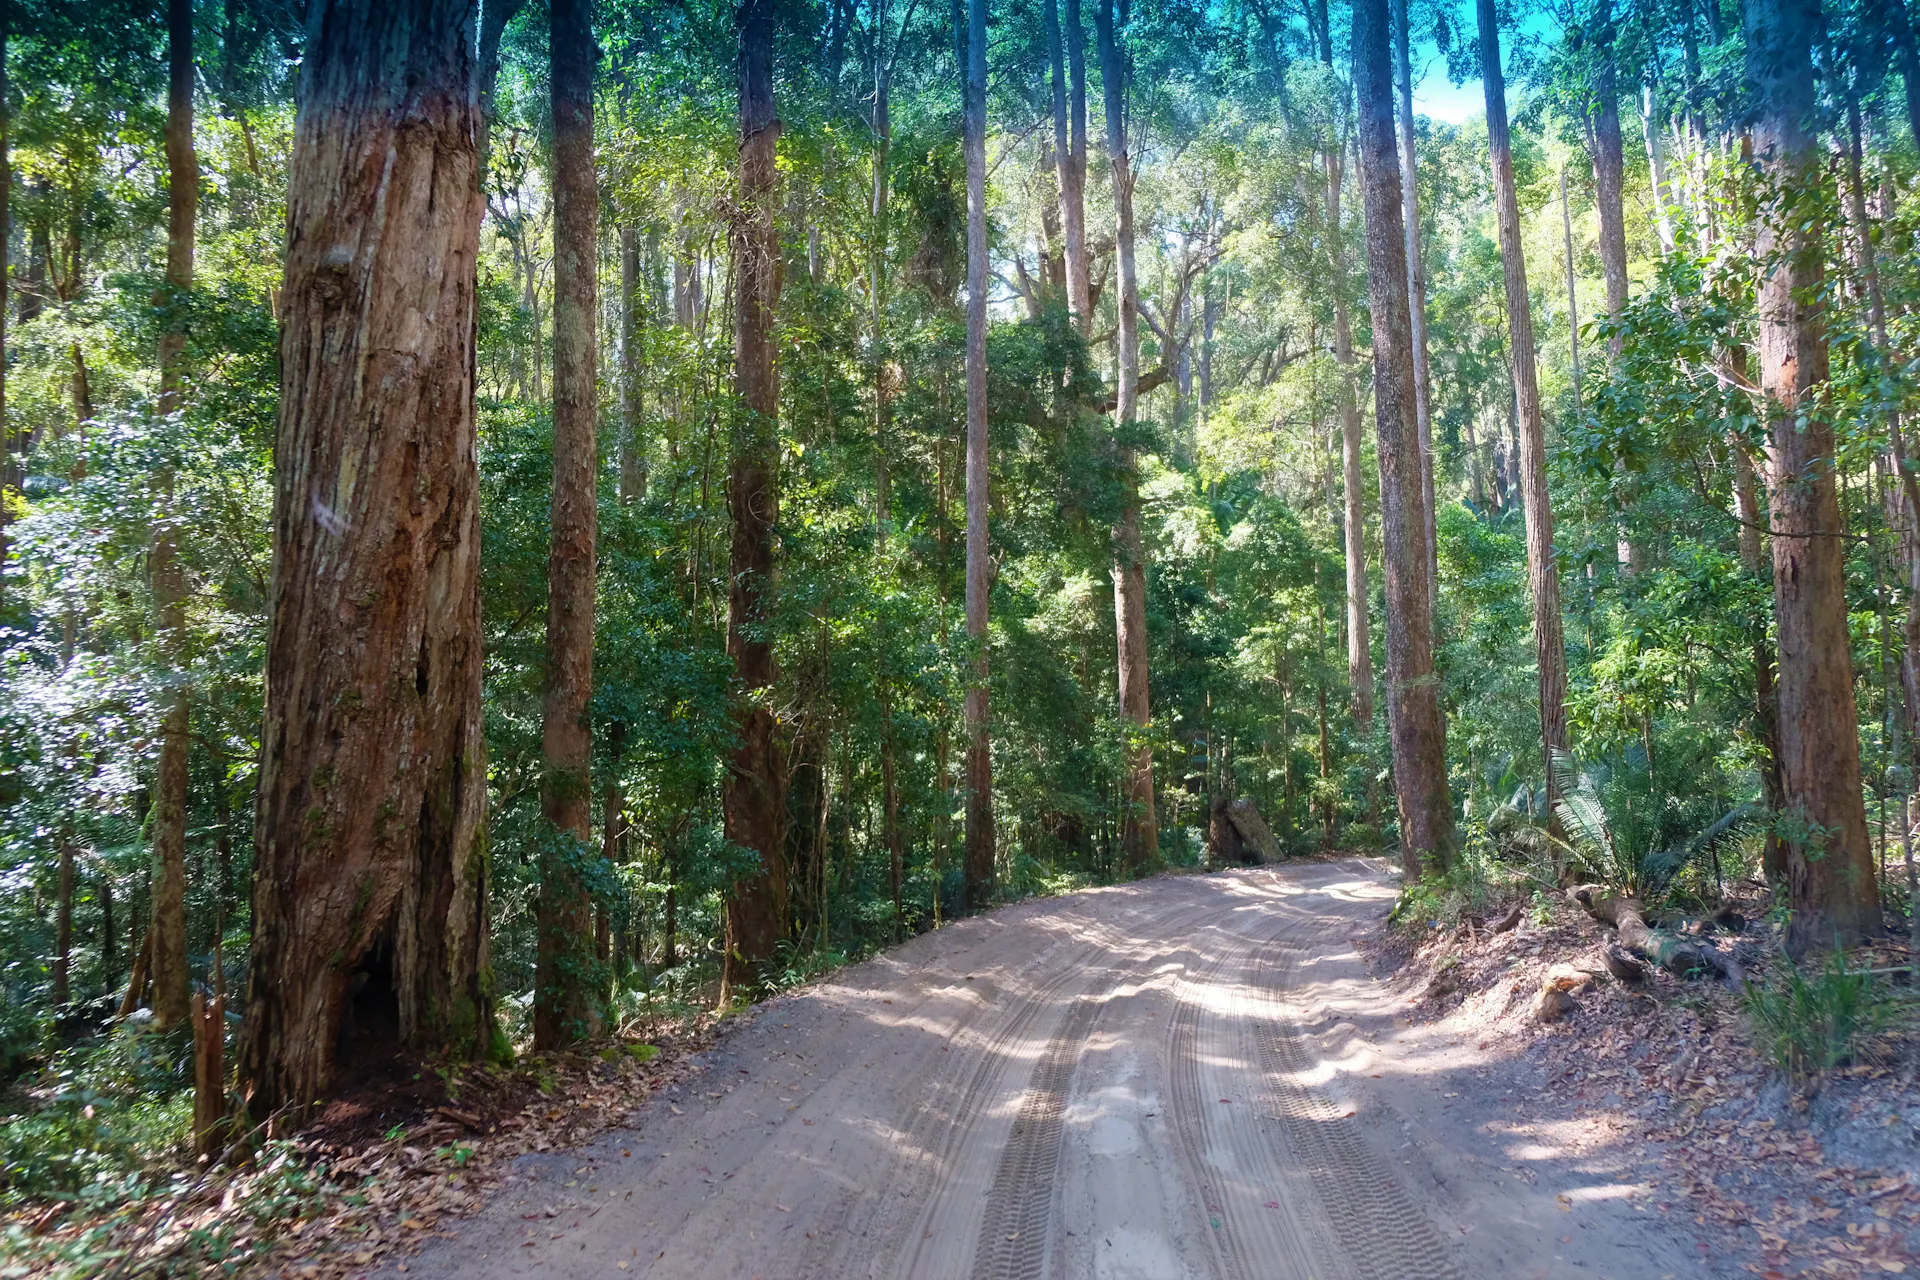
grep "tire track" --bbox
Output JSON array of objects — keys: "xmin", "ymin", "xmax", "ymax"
[
  {"xmin": 968, "ymin": 994, "xmax": 1102, "ymax": 1280},
  {"xmin": 816, "ymin": 892, "xmax": 1221, "ymax": 1279},
  {"xmin": 902, "ymin": 891, "xmax": 1223, "ymax": 1279},
  {"xmin": 1165, "ymin": 906, "xmax": 1340, "ymax": 1280},
  {"xmin": 1251, "ymin": 945, "xmax": 1464, "ymax": 1280},
  {"xmin": 797, "ymin": 932, "xmax": 1107, "ymax": 1279}
]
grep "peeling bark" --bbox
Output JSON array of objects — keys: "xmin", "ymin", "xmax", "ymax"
[{"xmin": 239, "ymin": 0, "xmax": 490, "ymax": 1122}]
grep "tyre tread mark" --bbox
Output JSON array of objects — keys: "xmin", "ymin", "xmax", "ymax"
[{"xmin": 1254, "ymin": 947, "xmax": 1464, "ymax": 1280}]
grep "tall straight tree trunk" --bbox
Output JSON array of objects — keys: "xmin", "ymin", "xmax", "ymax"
[
  {"xmin": 535, "ymin": 0, "xmax": 601, "ymax": 1049},
  {"xmin": 1098, "ymin": 0, "xmax": 1158, "ymax": 871},
  {"xmin": 1747, "ymin": 0, "xmax": 1877, "ymax": 952},
  {"xmin": 1318, "ymin": 118, "xmax": 1374, "ymax": 729},
  {"xmin": 237, "ymin": 0, "xmax": 489, "ymax": 1123},
  {"xmin": 620, "ymin": 224, "xmax": 645, "ymax": 503},
  {"xmin": 1048, "ymin": 0, "xmax": 1090, "ymax": 329},
  {"xmin": 871, "ymin": 3, "xmax": 894, "ymax": 532},
  {"xmin": 149, "ymin": 0, "xmax": 197, "ymax": 1032},
  {"xmin": 1589, "ymin": 2, "xmax": 1637, "ymax": 574},
  {"xmin": 1332, "ymin": 179, "xmax": 1374, "ymax": 730},
  {"xmin": 1477, "ymin": 0, "xmax": 1567, "ymax": 789},
  {"xmin": 962, "ymin": 0, "xmax": 995, "ymax": 907},
  {"xmin": 723, "ymin": 0, "xmax": 790, "ymax": 993},
  {"xmin": 1355, "ymin": 0, "xmax": 1455, "ymax": 877},
  {"xmin": 1390, "ymin": 0, "xmax": 1438, "ymax": 607},
  {"xmin": 1560, "ymin": 166, "xmax": 1581, "ymax": 410}
]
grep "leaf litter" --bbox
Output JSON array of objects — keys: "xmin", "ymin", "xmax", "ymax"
[
  {"xmin": 1371, "ymin": 883, "xmax": 1920, "ymax": 1278},
  {"xmin": 0, "ymin": 1016, "xmax": 714, "ymax": 1279}
]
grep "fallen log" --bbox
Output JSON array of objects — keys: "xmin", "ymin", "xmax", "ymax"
[
  {"xmin": 1566, "ymin": 886, "xmax": 1744, "ymax": 985},
  {"xmin": 1599, "ymin": 942, "xmax": 1648, "ymax": 984}
]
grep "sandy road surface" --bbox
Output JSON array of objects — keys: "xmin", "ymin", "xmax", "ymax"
[{"xmin": 402, "ymin": 861, "xmax": 1700, "ymax": 1279}]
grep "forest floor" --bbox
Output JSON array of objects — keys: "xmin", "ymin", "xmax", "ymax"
[
  {"xmin": 1374, "ymin": 879, "xmax": 1920, "ymax": 1279},
  {"xmin": 373, "ymin": 858, "xmax": 1719, "ymax": 1280}
]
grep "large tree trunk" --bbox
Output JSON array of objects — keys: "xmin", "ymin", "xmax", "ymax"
[
  {"xmin": 962, "ymin": 0, "xmax": 995, "ymax": 908},
  {"xmin": 723, "ymin": 0, "xmax": 790, "ymax": 995},
  {"xmin": 1390, "ymin": 0, "xmax": 1438, "ymax": 609},
  {"xmin": 238, "ymin": 0, "xmax": 489, "ymax": 1123},
  {"xmin": 148, "ymin": 0, "xmax": 197, "ymax": 1032},
  {"xmin": 1747, "ymin": 0, "xmax": 1877, "ymax": 952},
  {"xmin": 535, "ymin": 0, "xmax": 601, "ymax": 1049},
  {"xmin": 1355, "ymin": 0, "xmax": 1456, "ymax": 877},
  {"xmin": 1098, "ymin": 0, "xmax": 1158, "ymax": 872},
  {"xmin": 1731, "ymin": 428, "xmax": 1788, "ymax": 883},
  {"xmin": 1477, "ymin": 0, "xmax": 1567, "ymax": 790},
  {"xmin": 1049, "ymin": 0, "xmax": 1090, "ymax": 330},
  {"xmin": 1323, "ymin": 132, "xmax": 1374, "ymax": 731}
]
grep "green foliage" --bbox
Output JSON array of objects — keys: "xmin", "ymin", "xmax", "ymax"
[
  {"xmin": 7, "ymin": 0, "xmax": 1920, "ymax": 1247},
  {"xmin": 1551, "ymin": 747, "xmax": 1756, "ymax": 901},
  {"xmin": 1742, "ymin": 952, "xmax": 1894, "ymax": 1082},
  {"xmin": 1388, "ymin": 831, "xmax": 1517, "ymax": 934},
  {"xmin": 0, "ymin": 1021, "xmax": 193, "ymax": 1197}
]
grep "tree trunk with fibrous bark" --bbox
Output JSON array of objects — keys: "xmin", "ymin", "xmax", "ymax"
[
  {"xmin": 238, "ymin": 0, "xmax": 491, "ymax": 1124},
  {"xmin": 534, "ymin": 0, "xmax": 602, "ymax": 1049},
  {"xmin": 1747, "ymin": 0, "xmax": 1878, "ymax": 954},
  {"xmin": 1354, "ymin": 0, "xmax": 1456, "ymax": 877},
  {"xmin": 962, "ymin": 0, "xmax": 996, "ymax": 908},
  {"xmin": 149, "ymin": 0, "xmax": 197, "ymax": 1034},
  {"xmin": 723, "ymin": 0, "xmax": 791, "ymax": 995}
]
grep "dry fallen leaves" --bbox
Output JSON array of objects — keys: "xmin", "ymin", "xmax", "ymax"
[{"xmin": 1, "ymin": 1017, "xmax": 715, "ymax": 1280}]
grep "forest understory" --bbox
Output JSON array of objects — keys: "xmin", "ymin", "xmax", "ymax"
[
  {"xmin": 1380, "ymin": 879, "xmax": 1920, "ymax": 1279},
  {"xmin": 23, "ymin": 859, "xmax": 1920, "ymax": 1280},
  {"xmin": 9, "ymin": 0, "xmax": 1920, "ymax": 1273}
]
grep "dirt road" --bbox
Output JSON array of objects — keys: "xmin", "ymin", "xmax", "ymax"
[{"xmin": 404, "ymin": 861, "xmax": 1703, "ymax": 1279}]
